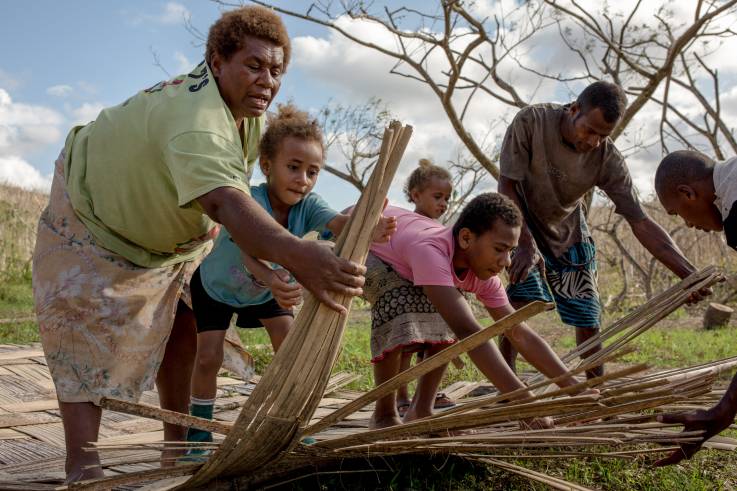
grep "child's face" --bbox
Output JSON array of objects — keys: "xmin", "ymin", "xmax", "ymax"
[
  {"xmin": 658, "ymin": 185, "xmax": 723, "ymax": 232},
  {"xmin": 461, "ymin": 219, "xmax": 520, "ymax": 280},
  {"xmin": 411, "ymin": 177, "xmax": 452, "ymax": 219},
  {"xmin": 261, "ymin": 136, "xmax": 323, "ymax": 207}
]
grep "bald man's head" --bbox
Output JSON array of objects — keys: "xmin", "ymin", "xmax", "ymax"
[
  {"xmin": 655, "ymin": 150, "xmax": 722, "ymax": 232},
  {"xmin": 655, "ymin": 150, "xmax": 714, "ymax": 198}
]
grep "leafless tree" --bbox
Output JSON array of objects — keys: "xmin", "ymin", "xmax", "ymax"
[
  {"xmin": 318, "ymin": 97, "xmax": 392, "ymax": 191},
  {"xmin": 318, "ymin": 97, "xmax": 493, "ymax": 213},
  {"xmin": 215, "ymin": 0, "xmax": 737, "ymax": 177},
  {"xmin": 209, "ymin": 0, "xmax": 737, "ymax": 305}
]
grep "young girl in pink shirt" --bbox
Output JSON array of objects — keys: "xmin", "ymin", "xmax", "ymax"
[
  {"xmin": 365, "ymin": 193, "xmax": 586, "ymax": 429},
  {"xmin": 394, "ymin": 159, "xmax": 454, "ymax": 414}
]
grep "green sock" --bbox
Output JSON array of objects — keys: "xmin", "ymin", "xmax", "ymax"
[{"xmin": 186, "ymin": 399, "xmax": 214, "ymax": 444}]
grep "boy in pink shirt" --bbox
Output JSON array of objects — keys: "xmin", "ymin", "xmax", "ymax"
[{"xmin": 366, "ymin": 193, "xmax": 588, "ymax": 428}]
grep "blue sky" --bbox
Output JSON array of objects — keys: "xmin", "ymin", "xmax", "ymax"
[
  {"xmin": 0, "ymin": 1, "xmax": 373, "ymax": 208},
  {"xmin": 3, "ymin": 1, "xmax": 737, "ymax": 209}
]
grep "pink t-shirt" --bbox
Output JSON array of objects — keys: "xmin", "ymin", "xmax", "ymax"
[{"xmin": 370, "ymin": 206, "xmax": 509, "ymax": 309}]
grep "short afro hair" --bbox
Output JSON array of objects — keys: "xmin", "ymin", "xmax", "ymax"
[
  {"xmin": 452, "ymin": 193, "xmax": 522, "ymax": 237},
  {"xmin": 206, "ymin": 5, "xmax": 290, "ymax": 69},
  {"xmin": 655, "ymin": 150, "xmax": 715, "ymax": 196},
  {"xmin": 260, "ymin": 102, "xmax": 325, "ymax": 167},
  {"xmin": 404, "ymin": 158, "xmax": 452, "ymax": 203},
  {"xmin": 576, "ymin": 81, "xmax": 627, "ymax": 124}
]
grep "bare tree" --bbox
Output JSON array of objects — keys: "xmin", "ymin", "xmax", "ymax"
[
  {"xmin": 214, "ymin": 0, "xmax": 737, "ymax": 177},
  {"xmin": 591, "ymin": 196, "xmax": 735, "ymax": 305},
  {"xmin": 443, "ymin": 145, "xmax": 492, "ymax": 223},
  {"xmin": 318, "ymin": 97, "xmax": 392, "ymax": 191},
  {"xmin": 542, "ymin": 0, "xmax": 737, "ymax": 155},
  {"xmin": 317, "ymin": 97, "xmax": 492, "ymax": 213}
]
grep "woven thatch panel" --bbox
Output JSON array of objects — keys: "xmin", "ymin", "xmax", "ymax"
[
  {"xmin": 0, "ymin": 349, "xmax": 44, "ymax": 361},
  {"xmin": 3, "ymin": 364, "xmax": 55, "ymax": 391},
  {"xmin": 0, "ymin": 399, "xmax": 57, "ymax": 413},
  {"xmin": 0, "ymin": 412, "xmax": 58, "ymax": 428},
  {"xmin": 0, "ymin": 439, "xmax": 64, "ymax": 465}
]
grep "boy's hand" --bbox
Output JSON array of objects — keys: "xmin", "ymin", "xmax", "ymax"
[
  {"xmin": 685, "ymin": 286, "xmax": 713, "ymax": 305},
  {"xmin": 508, "ymin": 242, "xmax": 544, "ymax": 284},
  {"xmin": 372, "ymin": 214, "xmax": 397, "ymax": 243},
  {"xmin": 268, "ymin": 268, "xmax": 302, "ymax": 309}
]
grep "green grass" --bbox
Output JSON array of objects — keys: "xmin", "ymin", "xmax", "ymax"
[
  {"xmin": 0, "ymin": 269, "xmax": 39, "ymax": 345},
  {"xmin": 239, "ymin": 305, "xmax": 737, "ymax": 490},
  {"xmin": 259, "ymin": 449, "xmax": 737, "ymax": 490},
  {"xmin": 3, "ymin": 268, "xmax": 737, "ymax": 489}
]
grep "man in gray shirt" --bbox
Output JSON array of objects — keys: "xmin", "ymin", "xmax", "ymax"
[{"xmin": 498, "ymin": 81, "xmax": 701, "ymax": 378}]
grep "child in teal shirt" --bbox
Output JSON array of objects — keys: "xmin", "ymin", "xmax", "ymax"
[{"xmin": 186, "ymin": 104, "xmax": 395, "ymax": 449}]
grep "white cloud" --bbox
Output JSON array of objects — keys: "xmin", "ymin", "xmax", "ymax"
[
  {"xmin": 126, "ymin": 2, "xmax": 190, "ymax": 26},
  {"xmin": 0, "ymin": 88, "xmax": 64, "ymax": 156},
  {"xmin": 77, "ymin": 81, "xmax": 98, "ymax": 96},
  {"xmin": 174, "ymin": 51, "xmax": 194, "ymax": 74},
  {"xmin": 158, "ymin": 2, "xmax": 189, "ymax": 24},
  {"xmin": 0, "ymin": 156, "xmax": 52, "ymax": 192},
  {"xmin": 68, "ymin": 102, "xmax": 105, "ymax": 126},
  {"xmin": 292, "ymin": 16, "xmax": 517, "ymax": 203},
  {"xmin": 46, "ymin": 84, "xmax": 74, "ymax": 97},
  {"xmin": 291, "ymin": 6, "xmax": 737, "ymax": 207}
]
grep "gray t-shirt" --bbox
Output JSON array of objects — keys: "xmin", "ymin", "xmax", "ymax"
[{"xmin": 499, "ymin": 103, "xmax": 645, "ymax": 259}]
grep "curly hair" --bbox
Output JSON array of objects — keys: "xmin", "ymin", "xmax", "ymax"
[
  {"xmin": 452, "ymin": 193, "xmax": 522, "ymax": 237},
  {"xmin": 206, "ymin": 5, "xmax": 291, "ymax": 69},
  {"xmin": 259, "ymin": 103, "xmax": 325, "ymax": 167},
  {"xmin": 576, "ymin": 81, "xmax": 627, "ymax": 124},
  {"xmin": 404, "ymin": 158, "xmax": 452, "ymax": 203}
]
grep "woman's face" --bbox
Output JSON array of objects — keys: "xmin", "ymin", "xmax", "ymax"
[
  {"xmin": 261, "ymin": 137, "xmax": 324, "ymax": 208},
  {"xmin": 211, "ymin": 35, "xmax": 284, "ymax": 122}
]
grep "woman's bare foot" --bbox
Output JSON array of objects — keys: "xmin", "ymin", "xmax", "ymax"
[
  {"xmin": 369, "ymin": 412, "xmax": 403, "ymax": 429},
  {"xmin": 64, "ymin": 465, "xmax": 105, "ymax": 484}
]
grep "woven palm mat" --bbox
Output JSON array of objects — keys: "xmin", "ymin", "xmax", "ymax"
[
  {"xmin": 0, "ymin": 343, "xmax": 513, "ymax": 490},
  {"xmin": 0, "ymin": 344, "xmax": 359, "ymax": 489},
  {"xmin": 0, "ymin": 341, "xmax": 735, "ymax": 490},
  {"xmin": 0, "ymin": 344, "xmax": 487, "ymax": 489}
]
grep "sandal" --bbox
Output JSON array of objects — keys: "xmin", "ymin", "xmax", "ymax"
[{"xmin": 434, "ymin": 392, "xmax": 456, "ymax": 409}]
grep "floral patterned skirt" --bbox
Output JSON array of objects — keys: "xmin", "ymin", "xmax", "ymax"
[
  {"xmin": 364, "ymin": 253, "xmax": 454, "ymax": 363},
  {"xmin": 32, "ymin": 153, "xmax": 197, "ymax": 404}
]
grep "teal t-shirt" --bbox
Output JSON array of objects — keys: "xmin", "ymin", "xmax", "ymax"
[{"xmin": 199, "ymin": 183, "xmax": 339, "ymax": 307}]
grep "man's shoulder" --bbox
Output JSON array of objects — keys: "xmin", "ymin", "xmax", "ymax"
[{"xmin": 514, "ymin": 103, "xmax": 564, "ymax": 122}]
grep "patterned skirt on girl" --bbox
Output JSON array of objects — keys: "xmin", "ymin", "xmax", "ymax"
[{"xmin": 364, "ymin": 252, "xmax": 455, "ymax": 362}]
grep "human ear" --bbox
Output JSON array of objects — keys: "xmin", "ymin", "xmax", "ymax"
[
  {"xmin": 210, "ymin": 53, "xmax": 222, "ymax": 77},
  {"xmin": 676, "ymin": 184, "xmax": 697, "ymax": 201},
  {"xmin": 457, "ymin": 227, "xmax": 473, "ymax": 250},
  {"xmin": 410, "ymin": 189, "xmax": 421, "ymax": 204},
  {"xmin": 260, "ymin": 159, "xmax": 271, "ymax": 178}
]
